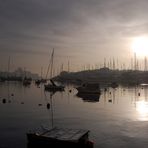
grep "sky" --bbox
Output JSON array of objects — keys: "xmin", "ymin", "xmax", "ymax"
[{"xmin": 1, "ymin": 0, "xmax": 148, "ymax": 75}]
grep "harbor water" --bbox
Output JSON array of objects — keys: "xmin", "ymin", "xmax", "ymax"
[{"xmin": 1, "ymin": 82, "xmax": 148, "ymax": 148}]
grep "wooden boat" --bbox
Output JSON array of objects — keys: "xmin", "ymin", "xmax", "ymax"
[
  {"xmin": 27, "ymin": 127, "xmax": 94, "ymax": 148},
  {"xmin": 44, "ymin": 84, "xmax": 64, "ymax": 91},
  {"xmin": 44, "ymin": 79, "xmax": 65, "ymax": 91},
  {"xmin": 76, "ymin": 83, "xmax": 101, "ymax": 94}
]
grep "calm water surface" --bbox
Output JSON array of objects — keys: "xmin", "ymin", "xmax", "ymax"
[{"xmin": 0, "ymin": 82, "xmax": 148, "ymax": 148}]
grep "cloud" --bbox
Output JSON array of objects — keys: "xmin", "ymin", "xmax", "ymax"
[{"xmin": 1, "ymin": 0, "xmax": 148, "ymax": 72}]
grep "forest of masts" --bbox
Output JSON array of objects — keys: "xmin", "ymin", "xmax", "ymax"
[
  {"xmin": 57, "ymin": 54, "xmax": 148, "ymax": 74},
  {"xmin": 2, "ymin": 54, "xmax": 148, "ymax": 78}
]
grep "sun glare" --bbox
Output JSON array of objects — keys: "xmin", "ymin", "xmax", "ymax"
[
  {"xmin": 131, "ymin": 36, "xmax": 148, "ymax": 57},
  {"xmin": 136, "ymin": 100, "xmax": 148, "ymax": 121}
]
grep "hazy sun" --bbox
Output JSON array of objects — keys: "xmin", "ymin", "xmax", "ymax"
[{"xmin": 131, "ymin": 36, "xmax": 148, "ymax": 57}]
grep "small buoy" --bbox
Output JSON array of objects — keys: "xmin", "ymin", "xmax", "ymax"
[
  {"xmin": 69, "ymin": 90, "xmax": 72, "ymax": 93},
  {"xmin": 110, "ymin": 92, "xmax": 111, "ymax": 94},
  {"xmin": 47, "ymin": 103, "xmax": 50, "ymax": 109},
  {"xmin": 11, "ymin": 93, "xmax": 14, "ymax": 96},
  {"xmin": 108, "ymin": 99, "xmax": 112, "ymax": 102},
  {"xmin": 2, "ymin": 98, "xmax": 6, "ymax": 104},
  {"xmin": 38, "ymin": 103, "xmax": 42, "ymax": 106},
  {"xmin": 138, "ymin": 93, "xmax": 140, "ymax": 96}
]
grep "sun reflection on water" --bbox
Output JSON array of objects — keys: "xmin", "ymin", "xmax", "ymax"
[{"xmin": 136, "ymin": 100, "xmax": 148, "ymax": 121}]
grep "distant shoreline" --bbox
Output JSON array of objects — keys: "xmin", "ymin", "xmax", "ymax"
[{"xmin": 53, "ymin": 67, "xmax": 148, "ymax": 86}]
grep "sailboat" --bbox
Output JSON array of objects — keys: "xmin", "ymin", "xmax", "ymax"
[{"xmin": 44, "ymin": 48, "xmax": 65, "ymax": 91}]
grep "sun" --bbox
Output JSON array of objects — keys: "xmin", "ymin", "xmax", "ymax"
[{"xmin": 131, "ymin": 36, "xmax": 148, "ymax": 57}]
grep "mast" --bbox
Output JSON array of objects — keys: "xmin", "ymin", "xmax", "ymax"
[
  {"xmin": 61, "ymin": 63, "xmax": 63, "ymax": 72},
  {"xmin": 134, "ymin": 52, "xmax": 137, "ymax": 70},
  {"xmin": 104, "ymin": 58, "xmax": 106, "ymax": 68},
  {"xmin": 144, "ymin": 56, "xmax": 147, "ymax": 71},
  {"xmin": 50, "ymin": 48, "xmax": 54, "ymax": 78},
  {"xmin": 7, "ymin": 56, "xmax": 10, "ymax": 78},
  {"xmin": 113, "ymin": 58, "xmax": 115, "ymax": 70},
  {"xmin": 24, "ymin": 67, "xmax": 26, "ymax": 79},
  {"xmin": 68, "ymin": 60, "xmax": 70, "ymax": 72},
  {"xmin": 41, "ymin": 67, "xmax": 43, "ymax": 79},
  {"xmin": 50, "ymin": 94, "xmax": 54, "ymax": 128},
  {"xmin": 45, "ymin": 48, "xmax": 54, "ymax": 79}
]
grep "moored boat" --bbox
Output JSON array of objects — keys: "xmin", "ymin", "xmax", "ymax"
[
  {"xmin": 45, "ymin": 48, "xmax": 65, "ymax": 92},
  {"xmin": 44, "ymin": 79, "xmax": 64, "ymax": 91},
  {"xmin": 27, "ymin": 127, "xmax": 94, "ymax": 148},
  {"xmin": 76, "ymin": 83, "xmax": 101, "ymax": 94}
]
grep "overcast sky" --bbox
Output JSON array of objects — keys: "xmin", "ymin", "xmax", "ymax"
[{"xmin": 1, "ymin": 0, "xmax": 148, "ymax": 74}]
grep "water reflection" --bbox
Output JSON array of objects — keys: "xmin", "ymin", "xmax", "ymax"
[
  {"xmin": 2, "ymin": 82, "xmax": 148, "ymax": 148},
  {"xmin": 44, "ymin": 90, "xmax": 55, "ymax": 128},
  {"xmin": 136, "ymin": 101, "xmax": 148, "ymax": 121},
  {"xmin": 102, "ymin": 87, "xmax": 118, "ymax": 104}
]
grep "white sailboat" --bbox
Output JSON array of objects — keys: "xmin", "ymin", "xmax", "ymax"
[{"xmin": 44, "ymin": 48, "xmax": 64, "ymax": 91}]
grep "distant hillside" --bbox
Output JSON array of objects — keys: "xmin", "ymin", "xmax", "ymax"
[{"xmin": 53, "ymin": 67, "xmax": 148, "ymax": 86}]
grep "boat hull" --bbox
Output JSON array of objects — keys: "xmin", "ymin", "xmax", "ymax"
[
  {"xmin": 76, "ymin": 87, "xmax": 101, "ymax": 94},
  {"xmin": 27, "ymin": 127, "xmax": 93, "ymax": 148},
  {"xmin": 27, "ymin": 133, "xmax": 93, "ymax": 148},
  {"xmin": 44, "ymin": 85, "xmax": 64, "ymax": 91},
  {"xmin": 76, "ymin": 83, "xmax": 101, "ymax": 95}
]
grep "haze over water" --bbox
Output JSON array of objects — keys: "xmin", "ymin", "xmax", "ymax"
[{"xmin": 1, "ymin": 82, "xmax": 148, "ymax": 148}]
